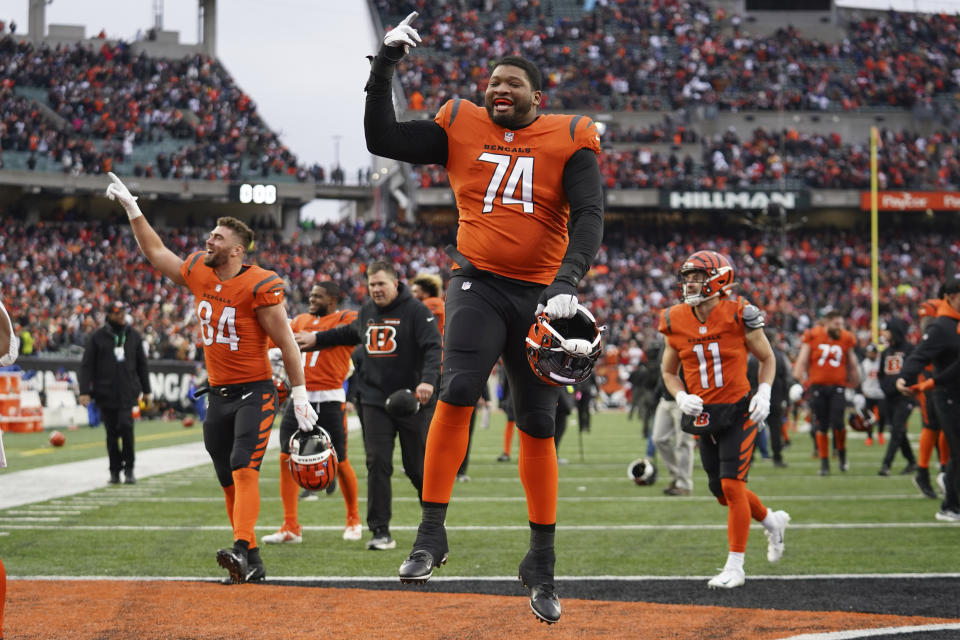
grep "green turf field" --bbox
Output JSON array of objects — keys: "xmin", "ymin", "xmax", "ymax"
[{"xmin": 0, "ymin": 411, "xmax": 953, "ymax": 579}]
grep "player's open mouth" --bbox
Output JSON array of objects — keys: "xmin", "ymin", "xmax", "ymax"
[{"xmin": 493, "ymin": 98, "xmax": 513, "ymax": 112}]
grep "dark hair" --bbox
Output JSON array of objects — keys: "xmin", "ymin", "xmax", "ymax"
[
  {"xmin": 216, "ymin": 216, "xmax": 255, "ymax": 252},
  {"xmin": 492, "ymin": 55, "xmax": 542, "ymax": 91},
  {"xmin": 315, "ymin": 280, "xmax": 344, "ymax": 302},
  {"xmin": 411, "ymin": 274, "xmax": 441, "ymax": 298},
  {"xmin": 367, "ymin": 260, "xmax": 397, "ymax": 281},
  {"xmin": 823, "ymin": 310, "xmax": 842, "ymax": 320}
]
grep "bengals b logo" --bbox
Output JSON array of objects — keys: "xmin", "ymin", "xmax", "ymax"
[
  {"xmin": 693, "ymin": 412, "xmax": 711, "ymax": 428},
  {"xmin": 365, "ymin": 325, "xmax": 398, "ymax": 355}
]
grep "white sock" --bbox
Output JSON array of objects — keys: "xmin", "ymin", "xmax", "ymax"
[{"xmin": 725, "ymin": 551, "xmax": 745, "ymax": 571}]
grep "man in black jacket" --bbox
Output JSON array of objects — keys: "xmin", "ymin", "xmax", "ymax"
[
  {"xmin": 877, "ymin": 318, "xmax": 917, "ymax": 476},
  {"xmin": 297, "ymin": 261, "xmax": 442, "ymax": 551},
  {"xmin": 897, "ymin": 274, "xmax": 960, "ymax": 522},
  {"xmin": 79, "ymin": 300, "xmax": 151, "ymax": 485}
]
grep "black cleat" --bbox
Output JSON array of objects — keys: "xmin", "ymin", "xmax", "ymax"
[
  {"xmin": 124, "ymin": 473, "xmax": 136, "ymax": 485},
  {"xmin": 913, "ymin": 473, "xmax": 938, "ymax": 499},
  {"xmin": 216, "ymin": 547, "xmax": 249, "ymax": 584},
  {"xmin": 399, "ymin": 549, "xmax": 448, "ymax": 584},
  {"xmin": 398, "ymin": 522, "xmax": 448, "ymax": 584},
  {"xmin": 246, "ymin": 549, "xmax": 266, "ymax": 583},
  {"xmin": 818, "ymin": 459, "xmax": 830, "ymax": 476},
  {"xmin": 528, "ymin": 584, "xmax": 561, "ymax": 624},
  {"xmin": 519, "ymin": 548, "xmax": 560, "ymax": 624},
  {"xmin": 496, "ymin": 453, "xmax": 510, "ymax": 462},
  {"xmin": 109, "ymin": 473, "xmax": 121, "ymax": 485},
  {"xmin": 901, "ymin": 462, "xmax": 918, "ymax": 475}
]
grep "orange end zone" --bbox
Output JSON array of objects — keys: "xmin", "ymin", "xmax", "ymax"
[{"xmin": 5, "ymin": 580, "xmax": 959, "ymax": 639}]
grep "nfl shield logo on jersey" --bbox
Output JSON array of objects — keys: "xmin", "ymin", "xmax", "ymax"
[{"xmin": 504, "ymin": 131, "xmax": 514, "ymax": 142}]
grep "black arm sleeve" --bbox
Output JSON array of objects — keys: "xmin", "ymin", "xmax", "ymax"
[
  {"xmin": 304, "ymin": 321, "xmax": 362, "ymax": 352},
  {"xmin": 555, "ymin": 148, "xmax": 604, "ymax": 288},
  {"xmin": 363, "ymin": 45, "xmax": 448, "ymax": 165},
  {"xmin": 899, "ymin": 325, "xmax": 942, "ymax": 383}
]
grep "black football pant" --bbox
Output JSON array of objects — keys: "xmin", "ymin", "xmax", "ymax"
[
  {"xmin": 358, "ymin": 402, "xmax": 431, "ymax": 533},
  {"xmin": 767, "ymin": 397, "xmax": 785, "ymax": 463},
  {"xmin": 932, "ymin": 392, "xmax": 960, "ymax": 512},
  {"xmin": 881, "ymin": 396, "xmax": 916, "ymax": 469},
  {"xmin": 100, "ymin": 406, "xmax": 134, "ymax": 476},
  {"xmin": 440, "ymin": 273, "xmax": 560, "ymax": 438},
  {"xmin": 202, "ymin": 380, "xmax": 277, "ymax": 486}
]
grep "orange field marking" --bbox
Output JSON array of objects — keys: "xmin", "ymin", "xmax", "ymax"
[{"xmin": 5, "ymin": 580, "xmax": 959, "ymax": 639}]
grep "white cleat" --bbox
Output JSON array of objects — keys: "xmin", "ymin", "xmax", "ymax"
[
  {"xmin": 765, "ymin": 510, "xmax": 791, "ymax": 563},
  {"xmin": 707, "ymin": 567, "xmax": 745, "ymax": 589},
  {"xmin": 261, "ymin": 527, "xmax": 303, "ymax": 544},
  {"xmin": 343, "ymin": 524, "xmax": 363, "ymax": 541}
]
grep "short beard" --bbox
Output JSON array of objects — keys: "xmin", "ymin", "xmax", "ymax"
[
  {"xmin": 485, "ymin": 99, "xmax": 534, "ymax": 130},
  {"xmin": 827, "ymin": 328, "xmax": 841, "ymax": 340},
  {"xmin": 203, "ymin": 252, "xmax": 225, "ymax": 268}
]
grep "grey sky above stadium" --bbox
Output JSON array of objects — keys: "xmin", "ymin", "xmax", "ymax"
[{"xmin": 9, "ymin": 0, "xmax": 376, "ymax": 221}]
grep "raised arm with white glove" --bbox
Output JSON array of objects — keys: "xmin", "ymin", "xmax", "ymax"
[
  {"xmin": 291, "ymin": 384, "xmax": 319, "ymax": 432},
  {"xmin": 675, "ymin": 390, "xmax": 704, "ymax": 417},
  {"xmin": 748, "ymin": 382, "xmax": 771, "ymax": 424},
  {"xmin": 383, "ymin": 11, "xmax": 421, "ymax": 57},
  {"xmin": 105, "ymin": 172, "xmax": 143, "ymax": 220}
]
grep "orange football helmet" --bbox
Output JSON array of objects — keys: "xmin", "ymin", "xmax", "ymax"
[
  {"xmin": 678, "ymin": 250, "xmax": 735, "ymax": 306},
  {"xmin": 288, "ymin": 426, "xmax": 338, "ymax": 491}
]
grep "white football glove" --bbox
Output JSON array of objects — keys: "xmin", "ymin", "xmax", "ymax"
[
  {"xmin": 852, "ymin": 392, "xmax": 866, "ymax": 411},
  {"xmin": 675, "ymin": 390, "xmax": 704, "ymax": 417},
  {"xmin": 383, "ymin": 11, "xmax": 422, "ymax": 54},
  {"xmin": 536, "ymin": 294, "xmax": 578, "ymax": 319},
  {"xmin": 291, "ymin": 384, "xmax": 318, "ymax": 433},
  {"xmin": 748, "ymin": 382, "xmax": 771, "ymax": 424},
  {"xmin": 105, "ymin": 171, "xmax": 143, "ymax": 220},
  {"xmin": 788, "ymin": 383, "xmax": 804, "ymax": 404}
]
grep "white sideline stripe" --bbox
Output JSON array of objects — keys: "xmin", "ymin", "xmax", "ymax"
[
  {"xmin": 3, "ymin": 493, "xmax": 925, "ymax": 506},
  {"xmin": 11, "ymin": 573, "xmax": 960, "ymax": 583},
  {"xmin": 0, "ymin": 522, "xmax": 952, "ymax": 532},
  {"xmin": 0, "ymin": 441, "xmax": 213, "ymax": 510},
  {"xmin": 781, "ymin": 624, "xmax": 960, "ymax": 639}
]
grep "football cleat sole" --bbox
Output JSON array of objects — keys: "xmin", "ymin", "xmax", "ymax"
[{"xmin": 216, "ymin": 548, "xmax": 248, "ymax": 584}]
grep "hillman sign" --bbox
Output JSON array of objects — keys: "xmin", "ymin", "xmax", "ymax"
[{"xmin": 661, "ymin": 191, "xmax": 807, "ymax": 210}]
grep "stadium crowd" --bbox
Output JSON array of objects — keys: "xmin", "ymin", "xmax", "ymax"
[
  {"xmin": 375, "ymin": 1, "xmax": 960, "ymax": 113},
  {"xmin": 1, "ymin": 217, "xmax": 948, "ymax": 364}
]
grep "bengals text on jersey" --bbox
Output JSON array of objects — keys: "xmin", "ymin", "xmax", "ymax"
[
  {"xmin": 434, "ymin": 99, "xmax": 601, "ymax": 284},
  {"xmin": 658, "ymin": 297, "xmax": 755, "ymax": 405},
  {"xmin": 801, "ymin": 325, "xmax": 857, "ymax": 387},
  {"xmin": 180, "ymin": 251, "xmax": 285, "ymax": 387}
]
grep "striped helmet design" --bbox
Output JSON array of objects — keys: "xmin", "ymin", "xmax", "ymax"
[{"xmin": 678, "ymin": 250, "xmax": 735, "ymax": 306}]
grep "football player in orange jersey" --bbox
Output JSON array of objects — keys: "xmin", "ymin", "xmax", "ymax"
[
  {"xmin": 105, "ymin": 172, "xmax": 318, "ymax": 584},
  {"xmin": 793, "ymin": 310, "xmax": 861, "ymax": 476},
  {"xmin": 659, "ymin": 250, "xmax": 790, "ymax": 589},
  {"xmin": 262, "ymin": 281, "xmax": 363, "ymax": 544},
  {"xmin": 0, "ymin": 296, "xmax": 19, "ymax": 640},
  {"xmin": 365, "ymin": 13, "xmax": 604, "ymax": 624}
]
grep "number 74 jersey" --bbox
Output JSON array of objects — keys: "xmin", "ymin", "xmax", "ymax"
[
  {"xmin": 658, "ymin": 298, "xmax": 753, "ymax": 404},
  {"xmin": 435, "ymin": 99, "xmax": 601, "ymax": 285},
  {"xmin": 801, "ymin": 324, "xmax": 857, "ymax": 386},
  {"xmin": 180, "ymin": 251, "xmax": 285, "ymax": 386}
]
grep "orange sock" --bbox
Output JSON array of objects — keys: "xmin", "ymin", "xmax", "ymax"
[
  {"xmin": 277, "ymin": 452, "xmax": 299, "ymax": 532},
  {"xmin": 1, "ymin": 555, "xmax": 6, "ymax": 640},
  {"xmin": 834, "ymin": 428, "xmax": 847, "ymax": 453},
  {"xmin": 918, "ymin": 428, "xmax": 936, "ymax": 468},
  {"xmin": 221, "ymin": 484, "xmax": 236, "ymax": 531},
  {"xmin": 721, "ymin": 478, "xmax": 750, "ymax": 553},
  {"xmin": 746, "ymin": 488, "xmax": 767, "ymax": 521},
  {"xmin": 422, "ymin": 401, "xmax": 475, "ymax": 503},
  {"xmin": 502, "ymin": 420, "xmax": 515, "ymax": 456},
  {"xmin": 816, "ymin": 432, "xmax": 829, "ymax": 459},
  {"xmin": 940, "ymin": 431, "xmax": 951, "ymax": 467},
  {"xmin": 338, "ymin": 459, "xmax": 361, "ymax": 525},
  {"xmin": 231, "ymin": 467, "xmax": 261, "ymax": 548},
  {"xmin": 518, "ymin": 431, "xmax": 558, "ymax": 525}
]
